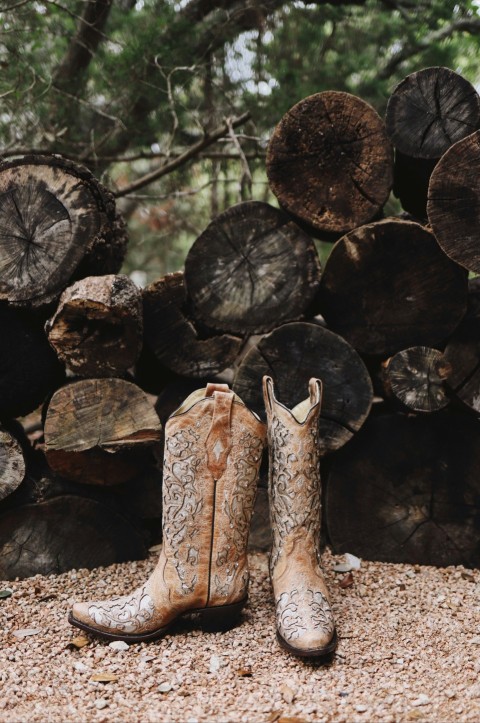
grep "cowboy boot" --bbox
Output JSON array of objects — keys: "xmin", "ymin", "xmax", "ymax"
[
  {"xmin": 68, "ymin": 382, "xmax": 266, "ymax": 642},
  {"xmin": 263, "ymin": 375, "xmax": 337, "ymax": 658}
]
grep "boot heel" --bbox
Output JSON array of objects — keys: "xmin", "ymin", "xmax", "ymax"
[{"xmin": 198, "ymin": 599, "xmax": 246, "ymax": 632}]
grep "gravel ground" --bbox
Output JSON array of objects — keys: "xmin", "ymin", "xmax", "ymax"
[{"xmin": 1, "ymin": 548, "xmax": 480, "ymax": 723}]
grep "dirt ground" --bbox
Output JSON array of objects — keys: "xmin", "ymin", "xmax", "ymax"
[{"xmin": 1, "ymin": 548, "xmax": 479, "ymax": 723}]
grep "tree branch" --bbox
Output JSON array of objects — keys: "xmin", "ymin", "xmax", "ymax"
[{"xmin": 114, "ymin": 112, "xmax": 251, "ymax": 197}]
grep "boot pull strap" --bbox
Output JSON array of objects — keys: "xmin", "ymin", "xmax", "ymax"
[
  {"xmin": 205, "ymin": 382, "xmax": 230, "ymax": 397},
  {"xmin": 308, "ymin": 378, "xmax": 323, "ymax": 410},
  {"xmin": 262, "ymin": 375, "xmax": 276, "ymax": 412},
  {"xmin": 206, "ymin": 390, "xmax": 234, "ymax": 479}
]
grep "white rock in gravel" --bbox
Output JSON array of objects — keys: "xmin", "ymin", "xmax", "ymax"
[
  {"xmin": 333, "ymin": 553, "xmax": 361, "ymax": 573},
  {"xmin": 412, "ymin": 694, "xmax": 430, "ymax": 707},
  {"xmin": 73, "ymin": 662, "xmax": 88, "ymax": 672},
  {"xmin": 12, "ymin": 628, "xmax": 42, "ymax": 639},
  {"xmin": 355, "ymin": 705, "xmax": 368, "ymax": 713},
  {"xmin": 109, "ymin": 641, "xmax": 129, "ymax": 651},
  {"xmin": 209, "ymin": 654, "xmax": 226, "ymax": 674},
  {"xmin": 158, "ymin": 682, "xmax": 173, "ymax": 693},
  {"xmin": 95, "ymin": 699, "xmax": 109, "ymax": 710}
]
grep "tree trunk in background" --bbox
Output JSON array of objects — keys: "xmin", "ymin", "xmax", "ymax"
[{"xmin": 266, "ymin": 91, "xmax": 393, "ymax": 233}]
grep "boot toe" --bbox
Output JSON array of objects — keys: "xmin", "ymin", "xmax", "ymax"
[
  {"xmin": 70, "ymin": 601, "xmax": 91, "ymax": 626},
  {"xmin": 276, "ymin": 588, "xmax": 336, "ymax": 656}
]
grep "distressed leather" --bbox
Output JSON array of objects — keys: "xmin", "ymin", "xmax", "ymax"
[
  {"xmin": 70, "ymin": 383, "xmax": 266, "ymax": 638},
  {"xmin": 263, "ymin": 375, "xmax": 336, "ymax": 653}
]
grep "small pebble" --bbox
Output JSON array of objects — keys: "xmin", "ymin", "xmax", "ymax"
[{"xmin": 109, "ymin": 641, "xmax": 129, "ymax": 651}]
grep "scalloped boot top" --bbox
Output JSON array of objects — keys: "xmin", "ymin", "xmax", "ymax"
[
  {"xmin": 68, "ymin": 382, "xmax": 266, "ymax": 642},
  {"xmin": 263, "ymin": 375, "xmax": 337, "ymax": 658}
]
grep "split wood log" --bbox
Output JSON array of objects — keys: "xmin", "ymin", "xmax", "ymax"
[
  {"xmin": 143, "ymin": 271, "xmax": 242, "ymax": 377},
  {"xmin": 184, "ymin": 201, "xmax": 321, "ymax": 334},
  {"xmin": 233, "ymin": 321, "xmax": 373, "ymax": 454},
  {"xmin": 266, "ymin": 91, "xmax": 393, "ymax": 233},
  {"xmin": 46, "ymin": 274, "xmax": 142, "ymax": 377},
  {"xmin": 392, "ymin": 151, "xmax": 437, "ymax": 220},
  {"xmin": 319, "ymin": 219, "xmax": 467, "ymax": 356},
  {"xmin": 385, "ymin": 67, "xmax": 480, "ymax": 159},
  {"xmin": 0, "ymin": 304, "xmax": 65, "ymax": 419},
  {"xmin": 44, "ymin": 378, "xmax": 162, "ymax": 485},
  {"xmin": 381, "ymin": 346, "xmax": 451, "ymax": 413},
  {"xmin": 427, "ymin": 130, "xmax": 480, "ymax": 273},
  {"xmin": 0, "ymin": 155, "xmax": 128, "ymax": 306},
  {"xmin": 326, "ymin": 411, "xmax": 480, "ymax": 568},
  {"xmin": 0, "ymin": 495, "xmax": 147, "ymax": 579},
  {"xmin": 0, "ymin": 427, "xmax": 26, "ymax": 502}
]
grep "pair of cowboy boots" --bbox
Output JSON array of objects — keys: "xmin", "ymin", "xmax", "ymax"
[{"xmin": 69, "ymin": 378, "xmax": 336, "ymax": 658}]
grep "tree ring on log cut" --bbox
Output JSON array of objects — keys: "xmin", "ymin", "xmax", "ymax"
[
  {"xmin": 382, "ymin": 346, "xmax": 451, "ymax": 413},
  {"xmin": 326, "ymin": 412, "xmax": 480, "ymax": 568},
  {"xmin": 266, "ymin": 91, "xmax": 393, "ymax": 233},
  {"xmin": 0, "ymin": 427, "xmax": 26, "ymax": 502},
  {"xmin": 385, "ymin": 67, "xmax": 480, "ymax": 160},
  {"xmin": 184, "ymin": 201, "xmax": 321, "ymax": 334},
  {"xmin": 428, "ymin": 130, "xmax": 480, "ymax": 274},
  {"xmin": 0, "ymin": 495, "xmax": 147, "ymax": 579},
  {"xmin": 319, "ymin": 218, "xmax": 467, "ymax": 357},
  {"xmin": 233, "ymin": 321, "xmax": 372, "ymax": 454},
  {"xmin": 44, "ymin": 378, "xmax": 162, "ymax": 485}
]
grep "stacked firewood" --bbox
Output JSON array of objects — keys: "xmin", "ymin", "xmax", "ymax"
[{"xmin": 2, "ymin": 66, "xmax": 480, "ymax": 579}]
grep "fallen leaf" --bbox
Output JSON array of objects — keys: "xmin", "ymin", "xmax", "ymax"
[
  {"xmin": 67, "ymin": 636, "xmax": 90, "ymax": 650},
  {"xmin": 109, "ymin": 640, "xmax": 129, "ymax": 651},
  {"xmin": 267, "ymin": 712, "xmax": 282, "ymax": 723},
  {"xmin": 91, "ymin": 673, "xmax": 118, "ymax": 683},
  {"xmin": 237, "ymin": 667, "xmax": 252, "ymax": 677},
  {"xmin": 278, "ymin": 717, "xmax": 307, "ymax": 723},
  {"xmin": 149, "ymin": 544, "xmax": 162, "ymax": 554},
  {"xmin": 281, "ymin": 684, "xmax": 296, "ymax": 704},
  {"xmin": 461, "ymin": 571, "xmax": 475, "ymax": 582},
  {"xmin": 12, "ymin": 628, "xmax": 41, "ymax": 639},
  {"xmin": 339, "ymin": 572, "xmax": 354, "ymax": 589},
  {"xmin": 38, "ymin": 594, "xmax": 57, "ymax": 602},
  {"xmin": 0, "ymin": 589, "xmax": 13, "ymax": 600}
]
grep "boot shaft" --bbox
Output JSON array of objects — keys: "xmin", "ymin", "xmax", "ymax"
[{"xmin": 161, "ymin": 383, "xmax": 266, "ymax": 607}]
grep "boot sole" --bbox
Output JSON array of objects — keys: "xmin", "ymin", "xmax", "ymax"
[
  {"xmin": 276, "ymin": 627, "xmax": 338, "ymax": 659},
  {"xmin": 67, "ymin": 598, "xmax": 247, "ymax": 643}
]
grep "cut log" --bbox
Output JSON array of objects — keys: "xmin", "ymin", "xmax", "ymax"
[
  {"xmin": 266, "ymin": 91, "xmax": 393, "ymax": 233},
  {"xmin": 143, "ymin": 271, "xmax": 242, "ymax": 377},
  {"xmin": 382, "ymin": 346, "xmax": 451, "ymax": 413},
  {"xmin": 0, "ymin": 155, "xmax": 128, "ymax": 306},
  {"xmin": 392, "ymin": 151, "xmax": 437, "ymax": 220},
  {"xmin": 184, "ymin": 201, "xmax": 321, "ymax": 334},
  {"xmin": 428, "ymin": 130, "xmax": 480, "ymax": 274},
  {"xmin": 0, "ymin": 304, "xmax": 65, "ymax": 419},
  {"xmin": 319, "ymin": 219, "xmax": 467, "ymax": 356},
  {"xmin": 0, "ymin": 427, "xmax": 26, "ymax": 502},
  {"xmin": 0, "ymin": 495, "xmax": 147, "ymax": 579},
  {"xmin": 233, "ymin": 321, "xmax": 373, "ymax": 454},
  {"xmin": 385, "ymin": 67, "xmax": 480, "ymax": 160},
  {"xmin": 44, "ymin": 378, "xmax": 162, "ymax": 485},
  {"xmin": 326, "ymin": 411, "xmax": 480, "ymax": 568},
  {"xmin": 46, "ymin": 274, "xmax": 143, "ymax": 377}
]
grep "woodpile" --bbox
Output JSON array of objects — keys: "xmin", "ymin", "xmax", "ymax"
[{"xmin": 2, "ymin": 66, "xmax": 480, "ymax": 578}]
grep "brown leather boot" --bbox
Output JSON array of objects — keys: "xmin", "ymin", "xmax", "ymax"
[
  {"xmin": 69, "ymin": 383, "xmax": 266, "ymax": 642},
  {"xmin": 263, "ymin": 375, "xmax": 337, "ymax": 658}
]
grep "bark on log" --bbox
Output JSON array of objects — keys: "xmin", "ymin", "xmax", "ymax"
[
  {"xmin": 382, "ymin": 346, "xmax": 451, "ymax": 413},
  {"xmin": 233, "ymin": 321, "xmax": 373, "ymax": 454},
  {"xmin": 0, "ymin": 495, "xmax": 147, "ymax": 579},
  {"xmin": 0, "ymin": 427, "xmax": 26, "ymax": 502},
  {"xmin": 143, "ymin": 271, "xmax": 242, "ymax": 377},
  {"xmin": 44, "ymin": 378, "xmax": 162, "ymax": 485},
  {"xmin": 0, "ymin": 304, "xmax": 65, "ymax": 419},
  {"xmin": 326, "ymin": 411, "xmax": 480, "ymax": 568},
  {"xmin": 385, "ymin": 67, "xmax": 480, "ymax": 160},
  {"xmin": 392, "ymin": 151, "xmax": 437, "ymax": 220},
  {"xmin": 427, "ymin": 130, "xmax": 480, "ymax": 274},
  {"xmin": 184, "ymin": 201, "xmax": 321, "ymax": 334},
  {"xmin": 319, "ymin": 219, "xmax": 467, "ymax": 356},
  {"xmin": 0, "ymin": 155, "xmax": 128, "ymax": 306},
  {"xmin": 266, "ymin": 91, "xmax": 393, "ymax": 233},
  {"xmin": 46, "ymin": 274, "xmax": 142, "ymax": 377}
]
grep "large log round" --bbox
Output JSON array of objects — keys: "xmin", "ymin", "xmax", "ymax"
[
  {"xmin": 385, "ymin": 67, "xmax": 480, "ymax": 159},
  {"xmin": 143, "ymin": 271, "xmax": 242, "ymax": 377},
  {"xmin": 266, "ymin": 91, "xmax": 393, "ymax": 233},
  {"xmin": 0, "ymin": 304, "xmax": 65, "ymax": 419},
  {"xmin": 0, "ymin": 495, "xmax": 147, "ymax": 579},
  {"xmin": 46, "ymin": 274, "xmax": 143, "ymax": 377},
  {"xmin": 0, "ymin": 427, "xmax": 26, "ymax": 502},
  {"xmin": 427, "ymin": 131, "xmax": 480, "ymax": 274},
  {"xmin": 319, "ymin": 219, "xmax": 467, "ymax": 356},
  {"xmin": 184, "ymin": 201, "xmax": 321, "ymax": 334},
  {"xmin": 326, "ymin": 411, "xmax": 480, "ymax": 568},
  {"xmin": 44, "ymin": 378, "xmax": 162, "ymax": 485},
  {"xmin": 382, "ymin": 346, "xmax": 451, "ymax": 413},
  {"xmin": 0, "ymin": 155, "xmax": 127, "ymax": 306},
  {"xmin": 233, "ymin": 322, "xmax": 373, "ymax": 454}
]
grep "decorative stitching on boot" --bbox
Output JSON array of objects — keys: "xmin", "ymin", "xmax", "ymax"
[{"xmin": 88, "ymin": 586, "xmax": 155, "ymax": 634}]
